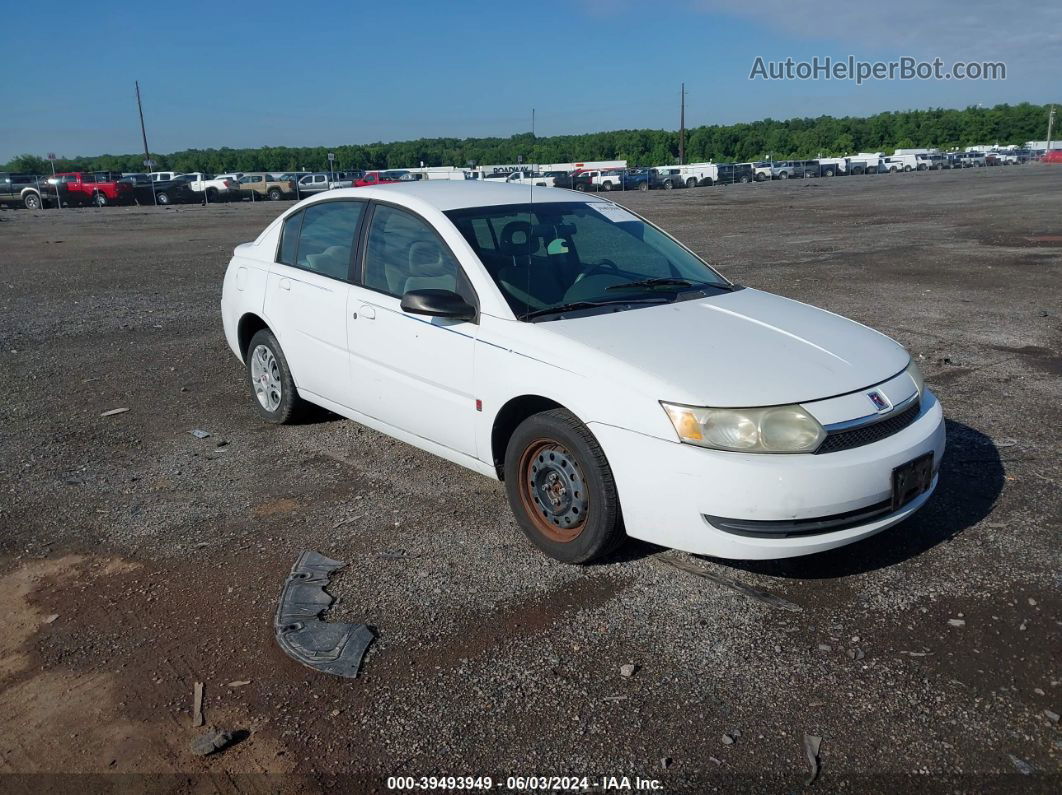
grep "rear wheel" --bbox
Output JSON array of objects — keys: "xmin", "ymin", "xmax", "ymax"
[
  {"xmin": 268, "ymin": 188, "xmax": 282, "ymax": 200},
  {"xmin": 686, "ymin": 177, "xmax": 698, "ymax": 188},
  {"xmin": 739, "ymin": 174, "xmax": 751, "ymax": 183},
  {"xmin": 574, "ymin": 183, "xmax": 588, "ymax": 192},
  {"xmin": 246, "ymin": 329, "xmax": 306, "ymax": 424},
  {"xmin": 23, "ymin": 192, "xmax": 41, "ymax": 210},
  {"xmin": 823, "ymin": 168, "xmax": 835, "ymax": 177},
  {"xmin": 778, "ymin": 171, "xmax": 789, "ymax": 180},
  {"xmin": 156, "ymin": 191, "xmax": 172, "ymax": 205},
  {"xmin": 504, "ymin": 409, "xmax": 624, "ymax": 563},
  {"xmin": 638, "ymin": 181, "xmax": 648, "ymax": 191},
  {"xmin": 601, "ymin": 181, "xmax": 612, "ymax": 192},
  {"xmin": 206, "ymin": 188, "xmax": 219, "ymax": 202},
  {"xmin": 663, "ymin": 180, "xmax": 674, "ymax": 190}
]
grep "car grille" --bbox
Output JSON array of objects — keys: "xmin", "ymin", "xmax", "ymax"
[{"xmin": 815, "ymin": 400, "xmax": 921, "ymax": 454}]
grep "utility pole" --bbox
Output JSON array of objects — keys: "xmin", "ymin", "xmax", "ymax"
[
  {"xmin": 679, "ymin": 83, "xmax": 686, "ymax": 165},
  {"xmin": 135, "ymin": 81, "xmax": 151, "ymax": 168},
  {"xmin": 1047, "ymin": 105, "xmax": 1056, "ymax": 152}
]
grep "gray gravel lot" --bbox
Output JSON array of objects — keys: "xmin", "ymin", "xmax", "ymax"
[{"xmin": 0, "ymin": 166, "xmax": 1059, "ymax": 791}]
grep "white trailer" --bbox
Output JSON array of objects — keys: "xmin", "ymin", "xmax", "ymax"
[
  {"xmin": 815, "ymin": 157, "xmax": 848, "ymax": 176},
  {"xmin": 676, "ymin": 163, "xmax": 718, "ymax": 187}
]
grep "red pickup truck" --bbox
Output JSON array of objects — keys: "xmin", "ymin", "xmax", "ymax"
[
  {"xmin": 354, "ymin": 170, "xmax": 416, "ymax": 187},
  {"xmin": 47, "ymin": 172, "xmax": 134, "ymax": 207}
]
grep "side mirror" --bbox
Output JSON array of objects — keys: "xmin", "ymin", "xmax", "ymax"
[{"xmin": 400, "ymin": 289, "xmax": 476, "ymax": 322}]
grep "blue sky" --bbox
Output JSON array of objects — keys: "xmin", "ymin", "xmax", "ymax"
[{"xmin": 1, "ymin": 0, "xmax": 1058, "ymax": 161}]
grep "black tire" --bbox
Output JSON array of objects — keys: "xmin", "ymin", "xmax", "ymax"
[
  {"xmin": 504, "ymin": 408, "xmax": 624, "ymax": 564},
  {"xmin": 699, "ymin": 178, "xmax": 714, "ymax": 187},
  {"xmin": 778, "ymin": 171, "xmax": 789, "ymax": 180},
  {"xmin": 574, "ymin": 183, "xmax": 588, "ymax": 192},
  {"xmin": 206, "ymin": 188, "xmax": 219, "ymax": 202},
  {"xmin": 823, "ymin": 168, "xmax": 835, "ymax": 177},
  {"xmin": 637, "ymin": 181, "xmax": 648, "ymax": 191},
  {"xmin": 93, "ymin": 192, "xmax": 108, "ymax": 207},
  {"xmin": 23, "ymin": 192, "xmax": 41, "ymax": 210},
  {"xmin": 245, "ymin": 329, "xmax": 307, "ymax": 424},
  {"xmin": 601, "ymin": 181, "xmax": 612, "ymax": 192},
  {"xmin": 739, "ymin": 174, "xmax": 751, "ymax": 183},
  {"xmin": 663, "ymin": 180, "xmax": 674, "ymax": 190},
  {"xmin": 268, "ymin": 188, "xmax": 282, "ymax": 201},
  {"xmin": 903, "ymin": 165, "xmax": 913, "ymax": 172},
  {"xmin": 156, "ymin": 191, "xmax": 172, "ymax": 205},
  {"xmin": 686, "ymin": 177, "xmax": 697, "ymax": 189}
]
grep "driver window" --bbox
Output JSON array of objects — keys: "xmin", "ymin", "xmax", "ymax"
[{"xmin": 362, "ymin": 205, "xmax": 472, "ymax": 302}]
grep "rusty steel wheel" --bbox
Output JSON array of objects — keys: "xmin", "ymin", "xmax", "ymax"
[
  {"xmin": 504, "ymin": 408, "xmax": 625, "ymax": 563},
  {"xmin": 518, "ymin": 439, "xmax": 589, "ymax": 543}
]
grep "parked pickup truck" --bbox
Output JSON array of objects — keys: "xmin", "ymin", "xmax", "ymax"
[
  {"xmin": 177, "ymin": 172, "xmax": 241, "ymax": 201},
  {"xmin": 119, "ymin": 173, "xmax": 198, "ymax": 205},
  {"xmin": 355, "ymin": 170, "xmax": 416, "ymax": 187},
  {"xmin": 0, "ymin": 172, "xmax": 48, "ymax": 209},
  {"xmin": 296, "ymin": 172, "xmax": 354, "ymax": 195},
  {"xmin": 676, "ymin": 163, "xmax": 718, "ymax": 188},
  {"xmin": 237, "ymin": 173, "xmax": 296, "ymax": 200},
  {"xmin": 44, "ymin": 172, "xmax": 134, "ymax": 207}
]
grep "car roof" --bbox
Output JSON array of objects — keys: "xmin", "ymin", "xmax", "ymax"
[{"xmin": 324, "ymin": 180, "xmax": 589, "ymax": 211}]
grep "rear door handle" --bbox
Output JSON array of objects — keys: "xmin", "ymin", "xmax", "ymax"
[
  {"xmin": 279, "ymin": 278, "xmax": 291, "ymax": 291},
  {"xmin": 360, "ymin": 305, "xmax": 376, "ymax": 320}
]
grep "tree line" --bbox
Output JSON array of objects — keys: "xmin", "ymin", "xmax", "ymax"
[{"xmin": 3, "ymin": 103, "xmax": 1052, "ymax": 176}]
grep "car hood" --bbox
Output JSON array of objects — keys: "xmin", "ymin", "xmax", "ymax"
[{"xmin": 534, "ymin": 287, "xmax": 910, "ymax": 407}]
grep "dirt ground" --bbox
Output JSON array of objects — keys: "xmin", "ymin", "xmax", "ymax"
[{"xmin": 0, "ymin": 166, "xmax": 1059, "ymax": 793}]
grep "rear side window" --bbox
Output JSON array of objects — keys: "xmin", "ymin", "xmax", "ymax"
[
  {"xmin": 278, "ymin": 212, "xmax": 303, "ymax": 266},
  {"xmin": 293, "ymin": 201, "xmax": 365, "ymax": 280}
]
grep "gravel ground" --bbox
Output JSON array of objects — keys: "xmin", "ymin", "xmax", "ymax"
[{"xmin": 0, "ymin": 166, "xmax": 1059, "ymax": 792}]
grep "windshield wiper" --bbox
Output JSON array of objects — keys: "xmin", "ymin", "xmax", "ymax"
[
  {"xmin": 605, "ymin": 277, "xmax": 695, "ymax": 291},
  {"xmin": 521, "ymin": 298, "xmax": 669, "ymax": 321}
]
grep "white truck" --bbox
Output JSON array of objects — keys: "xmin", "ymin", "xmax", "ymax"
[
  {"xmin": 148, "ymin": 171, "xmax": 179, "ymax": 182},
  {"xmin": 677, "ymin": 163, "xmax": 719, "ymax": 187},
  {"xmin": 883, "ymin": 154, "xmax": 919, "ymax": 172},
  {"xmin": 484, "ymin": 170, "xmax": 556, "ymax": 187},
  {"xmin": 176, "ymin": 172, "xmax": 241, "ymax": 201}
]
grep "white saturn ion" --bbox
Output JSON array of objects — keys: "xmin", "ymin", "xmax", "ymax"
[{"xmin": 221, "ymin": 181, "xmax": 945, "ymax": 563}]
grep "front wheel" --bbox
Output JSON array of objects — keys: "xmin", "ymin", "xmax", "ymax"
[
  {"xmin": 246, "ymin": 329, "xmax": 306, "ymax": 424},
  {"xmin": 663, "ymin": 180, "xmax": 674, "ymax": 190},
  {"xmin": 504, "ymin": 408, "xmax": 624, "ymax": 563},
  {"xmin": 686, "ymin": 177, "xmax": 698, "ymax": 188},
  {"xmin": 574, "ymin": 183, "xmax": 588, "ymax": 192},
  {"xmin": 93, "ymin": 192, "xmax": 108, "ymax": 207},
  {"xmin": 823, "ymin": 168, "xmax": 835, "ymax": 177},
  {"xmin": 268, "ymin": 188, "xmax": 282, "ymax": 200},
  {"xmin": 778, "ymin": 171, "xmax": 789, "ymax": 180}
]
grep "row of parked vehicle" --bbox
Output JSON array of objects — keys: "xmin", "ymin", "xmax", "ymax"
[
  {"xmin": 546, "ymin": 149, "xmax": 1037, "ymax": 192},
  {"xmin": 0, "ymin": 149, "xmax": 1042, "ymax": 209},
  {"xmin": 0, "ymin": 168, "xmax": 406, "ymax": 209}
]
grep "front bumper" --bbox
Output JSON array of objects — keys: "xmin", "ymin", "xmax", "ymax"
[{"xmin": 590, "ymin": 389, "xmax": 946, "ymax": 560}]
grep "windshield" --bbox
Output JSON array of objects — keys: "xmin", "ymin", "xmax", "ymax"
[{"xmin": 445, "ymin": 201, "xmax": 731, "ymax": 320}]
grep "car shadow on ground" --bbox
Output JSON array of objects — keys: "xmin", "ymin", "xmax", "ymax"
[{"xmin": 719, "ymin": 419, "xmax": 1004, "ymax": 579}]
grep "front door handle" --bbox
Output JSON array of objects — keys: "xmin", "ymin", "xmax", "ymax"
[
  {"xmin": 279, "ymin": 278, "xmax": 291, "ymax": 291},
  {"xmin": 359, "ymin": 305, "xmax": 376, "ymax": 320}
]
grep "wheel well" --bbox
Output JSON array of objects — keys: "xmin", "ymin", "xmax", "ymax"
[
  {"xmin": 491, "ymin": 395, "xmax": 564, "ymax": 479},
  {"xmin": 237, "ymin": 313, "xmax": 269, "ymax": 362}
]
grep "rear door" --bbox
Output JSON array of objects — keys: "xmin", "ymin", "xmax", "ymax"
[
  {"xmin": 263, "ymin": 200, "xmax": 367, "ymax": 406},
  {"xmin": 344, "ymin": 202, "xmax": 479, "ymax": 456}
]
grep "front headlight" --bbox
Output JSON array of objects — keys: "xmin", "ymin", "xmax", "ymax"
[
  {"xmin": 661, "ymin": 402, "xmax": 826, "ymax": 453},
  {"xmin": 907, "ymin": 358, "xmax": 925, "ymax": 397}
]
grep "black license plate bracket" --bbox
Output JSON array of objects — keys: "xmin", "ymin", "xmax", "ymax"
[{"xmin": 891, "ymin": 452, "xmax": 934, "ymax": 511}]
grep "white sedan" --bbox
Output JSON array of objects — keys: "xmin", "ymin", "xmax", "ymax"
[{"xmin": 221, "ymin": 181, "xmax": 945, "ymax": 563}]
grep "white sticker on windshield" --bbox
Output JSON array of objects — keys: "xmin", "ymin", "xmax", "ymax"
[{"xmin": 587, "ymin": 203, "xmax": 639, "ymax": 224}]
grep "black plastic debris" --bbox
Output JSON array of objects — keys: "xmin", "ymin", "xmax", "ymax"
[{"xmin": 274, "ymin": 551, "xmax": 374, "ymax": 678}]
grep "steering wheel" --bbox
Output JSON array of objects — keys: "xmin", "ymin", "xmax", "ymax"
[{"xmin": 574, "ymin": 259, "xmax": 621, "ymax": 284}]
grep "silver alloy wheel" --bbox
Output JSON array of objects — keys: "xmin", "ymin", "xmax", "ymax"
[{"xmin": 250, "ymin": 344, "xmax": 282, "ymax": 412}]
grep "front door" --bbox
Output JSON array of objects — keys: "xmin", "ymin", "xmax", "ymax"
[{"xmin": 346, "ymin": 203, "xmax": 479, "ymax": 456}]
